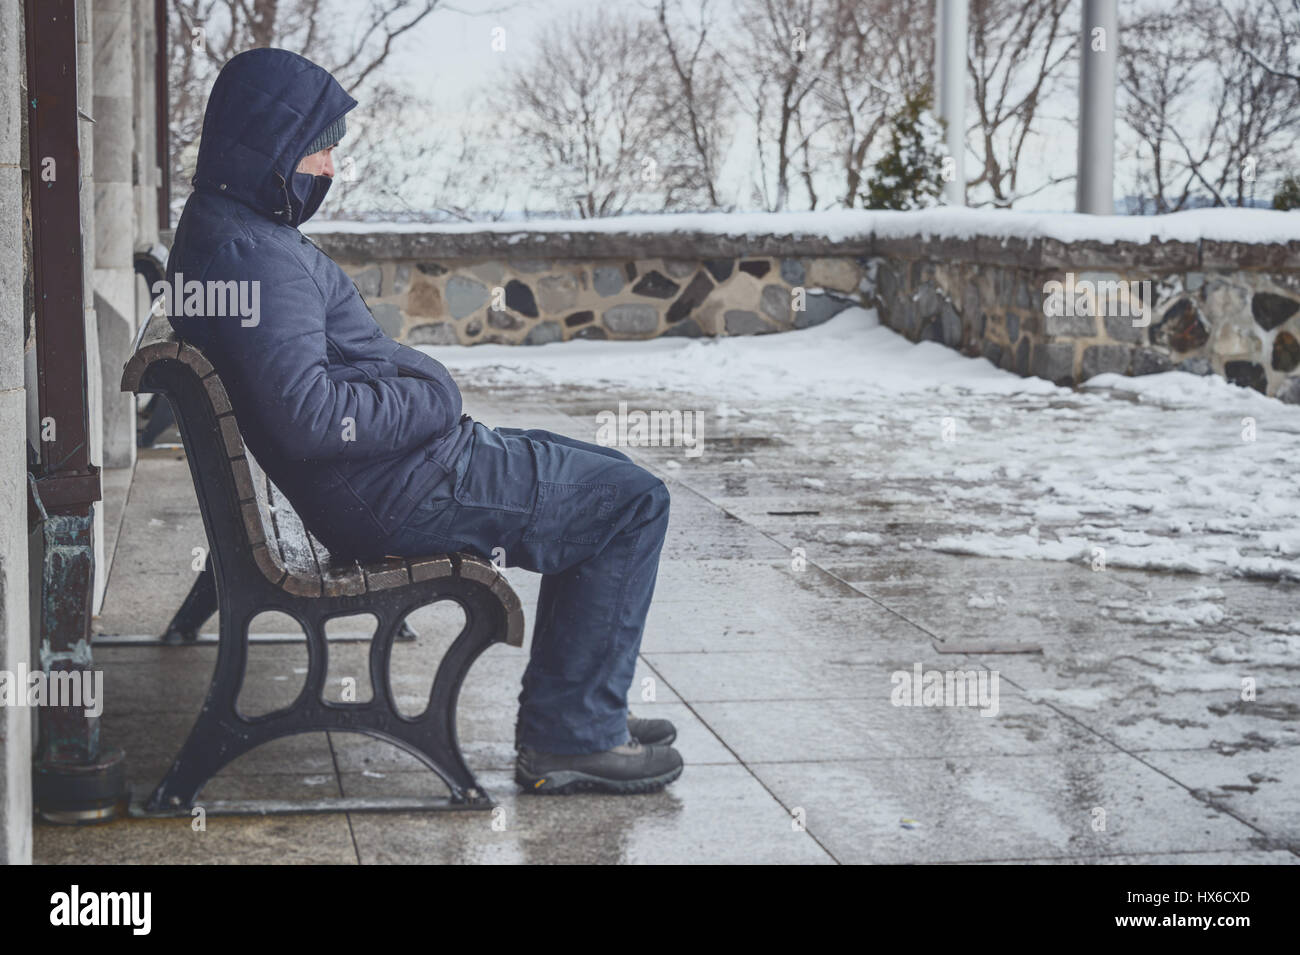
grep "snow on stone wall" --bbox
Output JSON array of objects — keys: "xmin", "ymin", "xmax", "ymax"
[{"xmin": 303, "ymin": 208, "xmax": 1300, "ymax": 399}]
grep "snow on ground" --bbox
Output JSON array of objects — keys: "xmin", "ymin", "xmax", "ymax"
[
  {"xmin": 309, "ymin": 207, "xmax": 1300, "ymax": 245},
  {"xmin": 420, "ymin": 307, "xmax": 1300, "ymax": 582}
]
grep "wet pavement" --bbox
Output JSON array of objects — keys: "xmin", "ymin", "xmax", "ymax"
[{"xmin": 39, "ymin": 378, "xmax": 1300, "ymax": 864}]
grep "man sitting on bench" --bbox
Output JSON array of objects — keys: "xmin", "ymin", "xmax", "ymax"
[{"xmin": 165, "ymin": 48, "xmax": 681, "ymax": 795}]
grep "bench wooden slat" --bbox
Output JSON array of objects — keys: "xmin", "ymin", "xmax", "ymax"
[
  {"xmin": 218, "ymin": 414, "xmax": 245, "ymax": 459},
  {"xmin": 176, "ymin": 344, "xmax": 215, "ymax": 377},
  {"xmin": 455, "ymin": 554, "xmax": 501, "ymax": 586},
  {"xmin": 311, "ymin": 535, "xmax": 367, "ymax": 597},
  {"xmin": 121, "ymin": 309, "xmax": 179, "ymax": 391},
  {"xmin": 265, "ymin": 479, "xmax": 323, "ymax": 597},
  {"xmin": 242, "ymin": 453, "xmax": 284, "ymax": 575},
  {"xmin": 409, "ymin": 556, "xmax": 453, "ymax": 581},
  {"xmin": 230, "ymin": 455, "xmax": 256, "ymax": 503},
  {"xmin": 122, "ymin": 342, "xmax": 179, "ymax": 392},
  {"xmin": 202, "ymin": 374, "xmax": 233, "ymax": 415},
  {"xmin": 364, "ymin": 558, "xmax": 410, "ymax": 591},
  {"xmin": 250, "ymin": 543, "xmax": 286, "ymax": 585}
]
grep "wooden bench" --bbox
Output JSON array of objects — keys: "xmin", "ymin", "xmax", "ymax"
[{"xmin": 120, "ymin": 308, "xmax": 523, "ymax": 813}]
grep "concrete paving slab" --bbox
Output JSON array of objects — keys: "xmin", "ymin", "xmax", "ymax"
[
  {"xmin": 1034, "ymin": 686, "xmax": 1300, "ymax": 756},
  {"xmin": 753, "ymin": 753, "xmax": 1271, "ymax": 864},
  {"xmin": 693, "ymin": 693, "xmax": 1114, "ymax": 763},
  {"xmin": 644, "ymin": 643, "xmax": 971, "ymax": 703},
  {"xmin": 344, "ymin": 765, "xmax": 834, "ymax": 864},
  {"xmin": 34, "ymin": 811, "xmax": 357, "ymax": 864},
  {"xmin": 1141, "ymin": 748, "xmax": 1300, "ymax": 851}
]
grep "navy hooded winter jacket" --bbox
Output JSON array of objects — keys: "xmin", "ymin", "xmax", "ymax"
[{"xmin": 167, "ymin": 48, "xmax": 473, "ymax": 559}]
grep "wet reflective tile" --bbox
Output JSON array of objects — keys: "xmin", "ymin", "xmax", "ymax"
[
  {"xmin": 753, "ymin": 753, "xmax": 1266, "ymax": 864},
  {"xmin": 345, "ymin": 765, "xmax": 833, "ymax": 864}
]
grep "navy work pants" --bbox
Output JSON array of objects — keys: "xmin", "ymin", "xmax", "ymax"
[{"xmin": 385, "ymin": 421, "xmax": 671, "ymax": 755}]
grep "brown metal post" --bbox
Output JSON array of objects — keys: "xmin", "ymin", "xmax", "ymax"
[{"xmin": 25, "ymin": 0, "xmax": 127, "ymax": 822}]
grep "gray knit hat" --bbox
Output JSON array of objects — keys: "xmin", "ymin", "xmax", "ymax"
[{"xmin": 303, "ymin": 114, "xmax": 346, "ymax": 158}]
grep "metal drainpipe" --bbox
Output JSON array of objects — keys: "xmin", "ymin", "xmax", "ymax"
[{"xmin": 25, "ymin": 0, "xmax": 128, "ymax": 823}]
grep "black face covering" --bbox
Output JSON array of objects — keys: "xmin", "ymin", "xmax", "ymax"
[
  {"xmin": 301, "ymin": 173, "xmax": 333, "ymax": 223},
  {"xmin": 287, "ymin": 169, "xmax": 333, "ymax": 226}
]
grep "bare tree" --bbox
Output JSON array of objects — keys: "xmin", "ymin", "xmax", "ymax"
[
  {"xmin": 1118, "ymin": 0, "xmax": 1207, "ymax": 212},
  {"xmin": 1121, "ymin": 0, "xmax": 1300, "ymax": 210},
  {"xmin": 721, "ymin": 0, "xmax": 833, "ymax": 211},
  {"xmin": 815, "ymin": 0, "xmax": 932, "ymax": 208},
  {"xmin": 1228, "ymin": 0, "xmax": 1300, "ymax": 92},
  {"xmin": 166, "ymin": 0, "xmax": 503, "ymax": 220},
  {"xmin": 493, "ymin": 8, "xmax": 683, "ymax": 218},
  {"xmin": 966, "ymin": 0, "xmax": 1075, "ymax": 208},
  {"xmin": 649, "ymin": 0, "xmax": 734, "ymax": 210},
  {"xmin": 326, "ymin": 89, "xmax": 512, "ymax": 222}
]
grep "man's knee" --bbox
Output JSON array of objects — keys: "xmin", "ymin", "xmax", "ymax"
[{"xmin": 634, "ymin": 472, "xmax": 671, "ymax": 527}]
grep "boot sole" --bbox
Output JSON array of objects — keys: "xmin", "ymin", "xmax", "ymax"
[{"xmin": 516, "ymin": 762, "xmax": 683, "ymax": 796}]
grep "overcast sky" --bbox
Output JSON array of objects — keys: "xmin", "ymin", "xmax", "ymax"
[{"xmin": 335, "ymin": 0, "xmax": 1226, "ymax": 217}]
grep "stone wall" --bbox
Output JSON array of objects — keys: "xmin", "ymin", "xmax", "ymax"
[
  {"xmin": 867, "ymin": 232, "xmax": 1300, "ymax": 400},
  {"xmin": 303, "ymin": 216, "xmax": 1300, "ymax": 400},
  {"xmin": 308, "ymin": 229, "xmax": 868, "ymax": 346}
]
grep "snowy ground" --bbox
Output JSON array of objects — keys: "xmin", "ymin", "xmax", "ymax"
[
  {"xmin": 422, "ymin": 306, "xmax": 1300, "ymax": 583},
  {"xmin": 77, "ymin": 307, "xmax": 1298, "ymax": 862}
]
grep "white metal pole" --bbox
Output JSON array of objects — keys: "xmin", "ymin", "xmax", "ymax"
[
  {"xmin": 1077, "ymin": 0, "xmax": 1118, "ymax": 214},
  {"xmin": 935, "ymin": 0, "xmax": 968, "ymax": 206}
]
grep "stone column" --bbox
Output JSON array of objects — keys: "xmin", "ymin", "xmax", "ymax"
[
  {"xmin": 0, "ymin": 0, "xmax": 33, "ymax": 866},
  {"xmin": 132, "ymin": 0, "xmax": 158, "ymax": 243},
  {"xmin": 93, "ymin": 0, "xmax": 136, "ymax": 477},
  {"xmin": 75, "ymin": 0, "xmax": 108, "ymax": 611}
]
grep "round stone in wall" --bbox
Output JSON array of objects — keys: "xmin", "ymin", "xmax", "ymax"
[
  {"xmin": 604, "ymin": 304, "xmax": 660, "ymax": 335},
  {"xmin": 445, "ymin": 275, "xmax": 489, "ymax": 319},
  {"xmin": 1252, "ymin": 291, "xmax": 1300, "ymax": 331},
  {"xmin": 724, "ymin": 309, "xmax": 772, "ymax": 335},
  {"xmin": 794, "ymin": 291, "xmax": 852, "ymax": 330},
  {"xmin": 524, "ymin": 321, "xmax": 563, "ymax": 345},
  {"xmin": 536, "ymin": 274, "xmax": 578, "ymax": 313},
  {"xmin": 1272, "ymin": 331, "xmax": 1300, "ymax": 372},
  {"xmin": 1224, "ymin": 360, "xmax": 1268, "ymax": 394},
  {"xmin": 593, "ymin": 267, "xmax": 625, "ymax": 297},
  {"xmin": 632, "ymin": 271, "xmax": 680, "ymax": 299},
  {"xmin": 407, "ymin": 322, "xmax": 459, "ymax": 346},
  {"xmin": 487, "ymin": 308, "xmax": 525, "ymax": 331},
  {"xmin": 761, "ymin": 284, "xmax": 792, "ymax": 324},
  {"xmin": 1277, "ymin": 376, "xmax": 1300, "ymax": 404}
]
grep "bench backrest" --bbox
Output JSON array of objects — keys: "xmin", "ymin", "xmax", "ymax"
[{"xmin": 121, "ymin": 308, "xmax": 454, "ymax": 598}]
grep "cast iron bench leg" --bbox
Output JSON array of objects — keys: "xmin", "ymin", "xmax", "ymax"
[
  {"xmin": 146, "ymin": 583, "xmax": 500, "ymax": 811},
  {"xmin": 162, "ymin": 562, "xmax": 216, "ymax": 644}
]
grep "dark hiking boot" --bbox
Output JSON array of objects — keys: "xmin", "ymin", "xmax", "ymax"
[
  {"xmin": 516, "ymin": 739, "xmax": 683, "ymax": 795},
  {"xmin": 628, "ymin": 712, "xmax": 677, "ymax": 746}
]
